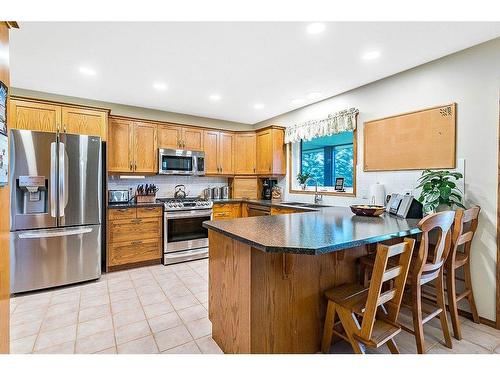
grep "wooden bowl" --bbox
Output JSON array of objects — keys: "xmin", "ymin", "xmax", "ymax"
[{"xmin": 350, "ymin": 204, "xmax": 385, "ymax": 217}]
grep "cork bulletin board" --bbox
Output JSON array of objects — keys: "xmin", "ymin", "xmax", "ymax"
[{"xmin": 363, "ymin": 103, "xmax": 456, "ymax": 171}]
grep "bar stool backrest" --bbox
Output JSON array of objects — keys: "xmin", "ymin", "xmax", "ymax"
[{"xmin": 359, "ymin": 238, "xmax": 416, "ymax": 342}]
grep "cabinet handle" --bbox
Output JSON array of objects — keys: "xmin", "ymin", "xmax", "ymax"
[
  {"xmin": 253, "ymin": 167, "xmax": 256, "ymax": 173},
  {"xmin": 131, "ymin": 240, "xmax": 143, "ymax": 245},
  {"xmin": 131, "ymin": 219, "xmax": 142, "ymax": 224},
  {"xmin": 134, "ymin": 161, "xmax": 137, "ymax": 171},
  {"xmin": 130, "ymin": 162, "xmax": 133, "ymax": 171},
  {"xmin": 117, "ymin": 209, "xmax": 128, "ymax": 212},
  {"xmin": 143, "ymin": 207, "xmax": 157, "ymax": 211},
  {"xmin": 64, "ymin": 124, "xmax": 67, "ymax": 133}
]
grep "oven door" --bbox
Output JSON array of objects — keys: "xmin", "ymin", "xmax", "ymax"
[
  {"xmin": 164, "ymin": 209, "xmax": 212, "ymax": 253},
  {"xmin": 158, "ymin": 149, "xmax": 195, "ymax": 175}
]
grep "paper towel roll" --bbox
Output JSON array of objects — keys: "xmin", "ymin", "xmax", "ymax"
[{"xmin": 369, "ymin": 183, "xmax": 386, "ymax": 206}]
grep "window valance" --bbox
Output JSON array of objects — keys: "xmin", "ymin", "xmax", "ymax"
[{"xmin": 284, "ymin": 108, "xmax": 359, "ymax": 144}]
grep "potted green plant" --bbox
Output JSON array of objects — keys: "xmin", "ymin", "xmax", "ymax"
[
  {"xmin": 416, "ymin": 169, "xmax": 466, "ymax": 214},
  {"xmin": 296, "ymin": 172, "xmax": 311, "ymax": 190}
]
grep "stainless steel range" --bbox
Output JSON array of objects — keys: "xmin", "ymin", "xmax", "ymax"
[{"xmin": 158, "ymin": 197, "xmax": 213, "ymax": 265}]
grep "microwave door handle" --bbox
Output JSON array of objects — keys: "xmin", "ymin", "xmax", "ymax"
[{"xmin": 50, "ymin": 142, "xmax": 57, "ymax": 217}]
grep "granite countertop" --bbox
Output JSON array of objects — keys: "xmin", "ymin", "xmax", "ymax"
[
  {"xmin": 203, "ymin": 206, "xmax": 421, "ymax": 255},
  {"xmin": 212, "ymin": 199, "xmax": 316, "ymax": 210},
  {"xmin": 108, "ymin": 202, "xmax": 164, "ymax": 209}
]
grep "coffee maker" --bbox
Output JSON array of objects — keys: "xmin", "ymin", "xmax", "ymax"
[{"xmin": 262, "ymin": 178, "xmax": 277, "ymax": 200}]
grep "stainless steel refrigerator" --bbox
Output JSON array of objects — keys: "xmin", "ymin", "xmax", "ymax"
[{"xmin": 9, "ymin": 129, "xmax": 102, "ymax": 293}]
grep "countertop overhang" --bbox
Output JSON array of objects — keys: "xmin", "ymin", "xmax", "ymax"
[{"xmin": 203, "ymin": 206, "xmax": 421, "ymax": 255}]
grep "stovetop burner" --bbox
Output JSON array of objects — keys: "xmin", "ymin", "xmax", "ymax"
[{"xmin": 157, "ymin": 197, "xmax": 213, "ymax": 211}]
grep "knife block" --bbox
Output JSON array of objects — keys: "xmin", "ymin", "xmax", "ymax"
[{"xmin": 135, "ymin": 194, "xmax": 156, "ymax": 203}]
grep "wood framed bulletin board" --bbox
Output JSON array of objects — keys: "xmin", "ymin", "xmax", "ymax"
[{"xmin": 363, "ymin": 103, "xmax": 456, "ymax": 171}]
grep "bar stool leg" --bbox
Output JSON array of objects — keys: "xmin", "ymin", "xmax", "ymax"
[
  {"xmin": 411, "ymin": 284, "xmax": 426, "ymax": 354},
  {"xmin": 321, "ymin": 301, "xmax": 337, "ymax": 353},
  {"xmin": 463, "ymin": 261, "xmax": 480, "ymax": 323},
  {"xmin": 437, "ymin": 270, "xmax": 453, "ymax": 349},
  {"xmin": 337, "ymin": 307, "xmax": 365, "ymax": 354},
  {"xmin": 446, "ymin": 265, "xmax": 462, "ymax": 340},
  {"xmin": 386, "ymin": 339, "xmax": 400, "ymax": 354}
]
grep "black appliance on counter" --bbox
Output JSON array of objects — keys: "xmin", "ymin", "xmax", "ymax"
[{"xmin": 262, "ymin": 178, "xmax": 278, "ymax": 200}]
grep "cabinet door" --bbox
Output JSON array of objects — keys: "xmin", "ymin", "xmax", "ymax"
[
  {"xmin": 9, "ymin": 99, "xmax": 61, "ymax": 133},
  {"xmin": 158, "ymin": 124, "xmax": 182, "ymax": 149},
  {"xmin": 256, "ymin": 129, "xmax": 272, "ymax": 174},
  {"xmin": 108, "ymin": 118, "xmax": 133, "ymax": 172},
  {"xmin": 203, "ymin": 130, "xmax": 219, "ymax": 174},
  {"xmin": 182, "ymin": 127, "xmax": 204, "ymax": 151},
  {"xmin": 270, "ymin": 128, "xmax": 286, "ymax": 175},
  {"xmin": 218, "ymin": 132, "xmax": 234, "ymax": 175},
  {"xmin": 234, "ymin": 133, "xmax": 256, "ymax": 174},
  {"xmin": 61, "ymin": 106, "xmax": 107, "ymax": 139},
  {"xmin": 133, "ymin": 122, "xmax": 157, "ymax": 173}
]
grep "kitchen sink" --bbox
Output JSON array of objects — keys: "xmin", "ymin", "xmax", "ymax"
[{"xmin": 281, "ymin": 202, "xmax": 330, "ymax": 208}]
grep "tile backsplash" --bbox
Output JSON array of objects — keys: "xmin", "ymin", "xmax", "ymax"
[{"xmin": 108, "ymin": 175, "xmax": 229, "ymax": 199}]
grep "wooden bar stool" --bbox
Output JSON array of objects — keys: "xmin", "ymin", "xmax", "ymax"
[
  {"xmin": 359, "ymin": 211, "xmax": 456, "ymax": 353},
  {"xmin": 445, "ymin": 206, "xmax": 481, "ymax": 340},
  {"xmin": 321, "ymin": 238, "xmax": 415, "ymax": 354}
]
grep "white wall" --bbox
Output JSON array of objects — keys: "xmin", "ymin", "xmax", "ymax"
[{"xmin": 256, "ymin": 38, "xmax": 500, "ymax": 321}]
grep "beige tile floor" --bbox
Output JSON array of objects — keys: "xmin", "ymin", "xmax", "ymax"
[
  {"xmin": 10, "ymin": 259, "xmax": 221, "ymax": 354},
  {"xmin": 9, "ymin": 258, "xmax": 500, "ymax": 354}
]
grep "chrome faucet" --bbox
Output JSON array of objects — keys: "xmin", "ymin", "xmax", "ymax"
[{"xmin": 306, "ymin": 177, "xmax": 323, "ymax": 204}]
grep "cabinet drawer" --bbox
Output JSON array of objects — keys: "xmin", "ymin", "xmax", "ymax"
[
  {"xmin": 213, "ymin": 212, "xmax": 231, "ymax": 220},
  {"xmin": 109, "ymin": 217, "xmax": 162, "ymax": 243},
  {"xmin": 137, "ymin": 206, "xmax": 163, "ymax": 218},
  {"xmin": 271, "ymin": 207, "xmax": 301, "ymax": 215},
  {"xmin": 108, "ymin": 208, "xmax": 136, "ymax": 220},
  {"xmin": 213, "ymin": 203, "xmax": 236, "ymax": 214},
  {"xmin": 108, "ymin": 238, "xmax": 162, "ymax": 266}
]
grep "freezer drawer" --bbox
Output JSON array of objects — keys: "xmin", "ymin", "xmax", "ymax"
[{"xmin": 10, "ymin": 225, "xmax": 101, "ymax": 293}]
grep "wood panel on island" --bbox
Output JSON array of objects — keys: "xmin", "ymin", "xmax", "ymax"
[{"xmin": 9, "ymin": 97, "xmax": 108, "ymax": 139}]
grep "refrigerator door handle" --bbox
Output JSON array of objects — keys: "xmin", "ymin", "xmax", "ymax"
[
  {"xmin": 50, "ymin": 142, "xmax": 57, "ymax": 218},
  {"xmin": 58, "ymin": 142, "xmax": 68, "ymax": 217},
  {"xmin": 17, "ymin": 227, "xmax": 93, "ymax": 239}
]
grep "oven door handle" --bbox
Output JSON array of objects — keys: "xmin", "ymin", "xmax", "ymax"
[{"xmin": 165, "ymin": 210, "xmax": 213, "ymax": 219}]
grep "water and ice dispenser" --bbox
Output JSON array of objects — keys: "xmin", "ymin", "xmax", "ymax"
[{"xmin": 17, "ymin": 175, "xmax": 48, "ymax": 214}]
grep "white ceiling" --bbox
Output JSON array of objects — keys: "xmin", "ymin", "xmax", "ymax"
[{"xmin": 9, "ymin": 22, "xmax": 500, "ymax": 124}]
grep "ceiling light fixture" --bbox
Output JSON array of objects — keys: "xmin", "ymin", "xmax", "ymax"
[
  {"xmin": 307, "ymin": 92, "xmax": 322, "ymax": 100},
  {"xmin": 362, "ymin": 50, "xmax": 381, "ymax": 61},
  {"xmin": 209, "ymin": 94, "xmax": 221, "ymax": 101},
  {"xmin": 306, "ymin": 23, "xmax": 326, "ymax": 35},
  {"xmin": 78, "ymin": 66, "xmax": 96, "ymax": 76},
  {"xmin": 291, "ymin": 98, "xmax": 304, "ymax": 105},
  {"xmin": 254, "ymin": 103, "xmax": 264, "ymax": 110},
  {"xmin": 153, "ymin": 82, "xmax": 167, "ymax": 91}
]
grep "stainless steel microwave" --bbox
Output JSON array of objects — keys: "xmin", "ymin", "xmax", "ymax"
[{"xmin": 158, "ymin": 148, "xmax": 205, "ymax": 176}]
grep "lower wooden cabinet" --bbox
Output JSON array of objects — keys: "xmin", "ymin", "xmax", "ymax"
[
  {"xmin": 213, "ymin": 203, "xmax": 241, "ymax": 220},
  {"xmin": 270, "ymin": 206, "xmax": 304, "ymax": 215},
  {"xmin": 107, "ymin": 207, "xmax": 163, "ymax": 270}
]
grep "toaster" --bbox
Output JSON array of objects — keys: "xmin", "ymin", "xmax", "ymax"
[{"xmin": 108, "ymin": 190, "xmax": 130, "ymax": 204}]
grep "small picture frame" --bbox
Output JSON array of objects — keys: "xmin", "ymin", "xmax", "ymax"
[
  {"xmin": 0, "ymin": 80, "xmax": 7, "ymax": 135},
  {"xmin": 334, "ymin": 177, "xmax": 345, "ymax": 192}
]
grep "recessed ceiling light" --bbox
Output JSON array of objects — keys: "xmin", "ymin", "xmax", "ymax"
[
  {"xmin": 307, "ymin": 92, "xmax": 322, "ymax": 100},
  {"xmin": 254, "ymin": 103, "xmax": 264, "ymax": 110},
  {"xmin": 291, "ymin": 98, "xmax": 304, "ymax": 105},
  {"xmin": 306, "ymin": 23, "xmax": 326, "ymax": 35},
  {"xmin": 209, "ymin": 94, "xmax": 221, "ymax": 101},
  {"xmin": 152, "ymin": 82, "xmax": 167, "ymax": 91},
  {"xmin": 362, "ymin": 50, "xmax": 381, "ymax": 61},
  {"xmin": 79, "ymin": 66, "xmax": 96, "ymax": 76}
]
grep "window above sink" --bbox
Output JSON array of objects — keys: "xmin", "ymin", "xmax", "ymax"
[{"xmin": 289, "ymin": 130, "xmax": 357, "ymax": 197}]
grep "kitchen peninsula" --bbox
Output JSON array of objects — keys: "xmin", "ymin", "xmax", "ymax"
[{"xmin": 203, "ymin": 207, "xmax": 421, "ymax": 353}]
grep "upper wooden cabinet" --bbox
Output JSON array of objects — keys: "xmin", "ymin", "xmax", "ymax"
[
  {"xmin": 9, "ymin": 98, "xmax": 108, "ymax": 139},
  {"xmin": 158, "ymin": 124, "xmax": 203, "ymax": 151},
  {"xmin": 108, "ymin": 117, "xmax": 157, "ymax": 173},
  {"xmin": 134, "ymin": 122, "xmax": 157, "ymax": 173},
  {"xmin": 9, "ymin": 99, "xmax": 60, "ymax": 133},
  {"xmin": 256, "ymin": 127, "xmax": 286, "ymax": 175},
  {"xmin": 234, "ymin": 132, "xmax": 256, "ymax": 175},
  {"xmin": 203, "ymin": 130, "xmax": 234, "ymax": 175},
  {"xmin": 61, "ymin": 106, "xmax": 108, "ymax": 139}
]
